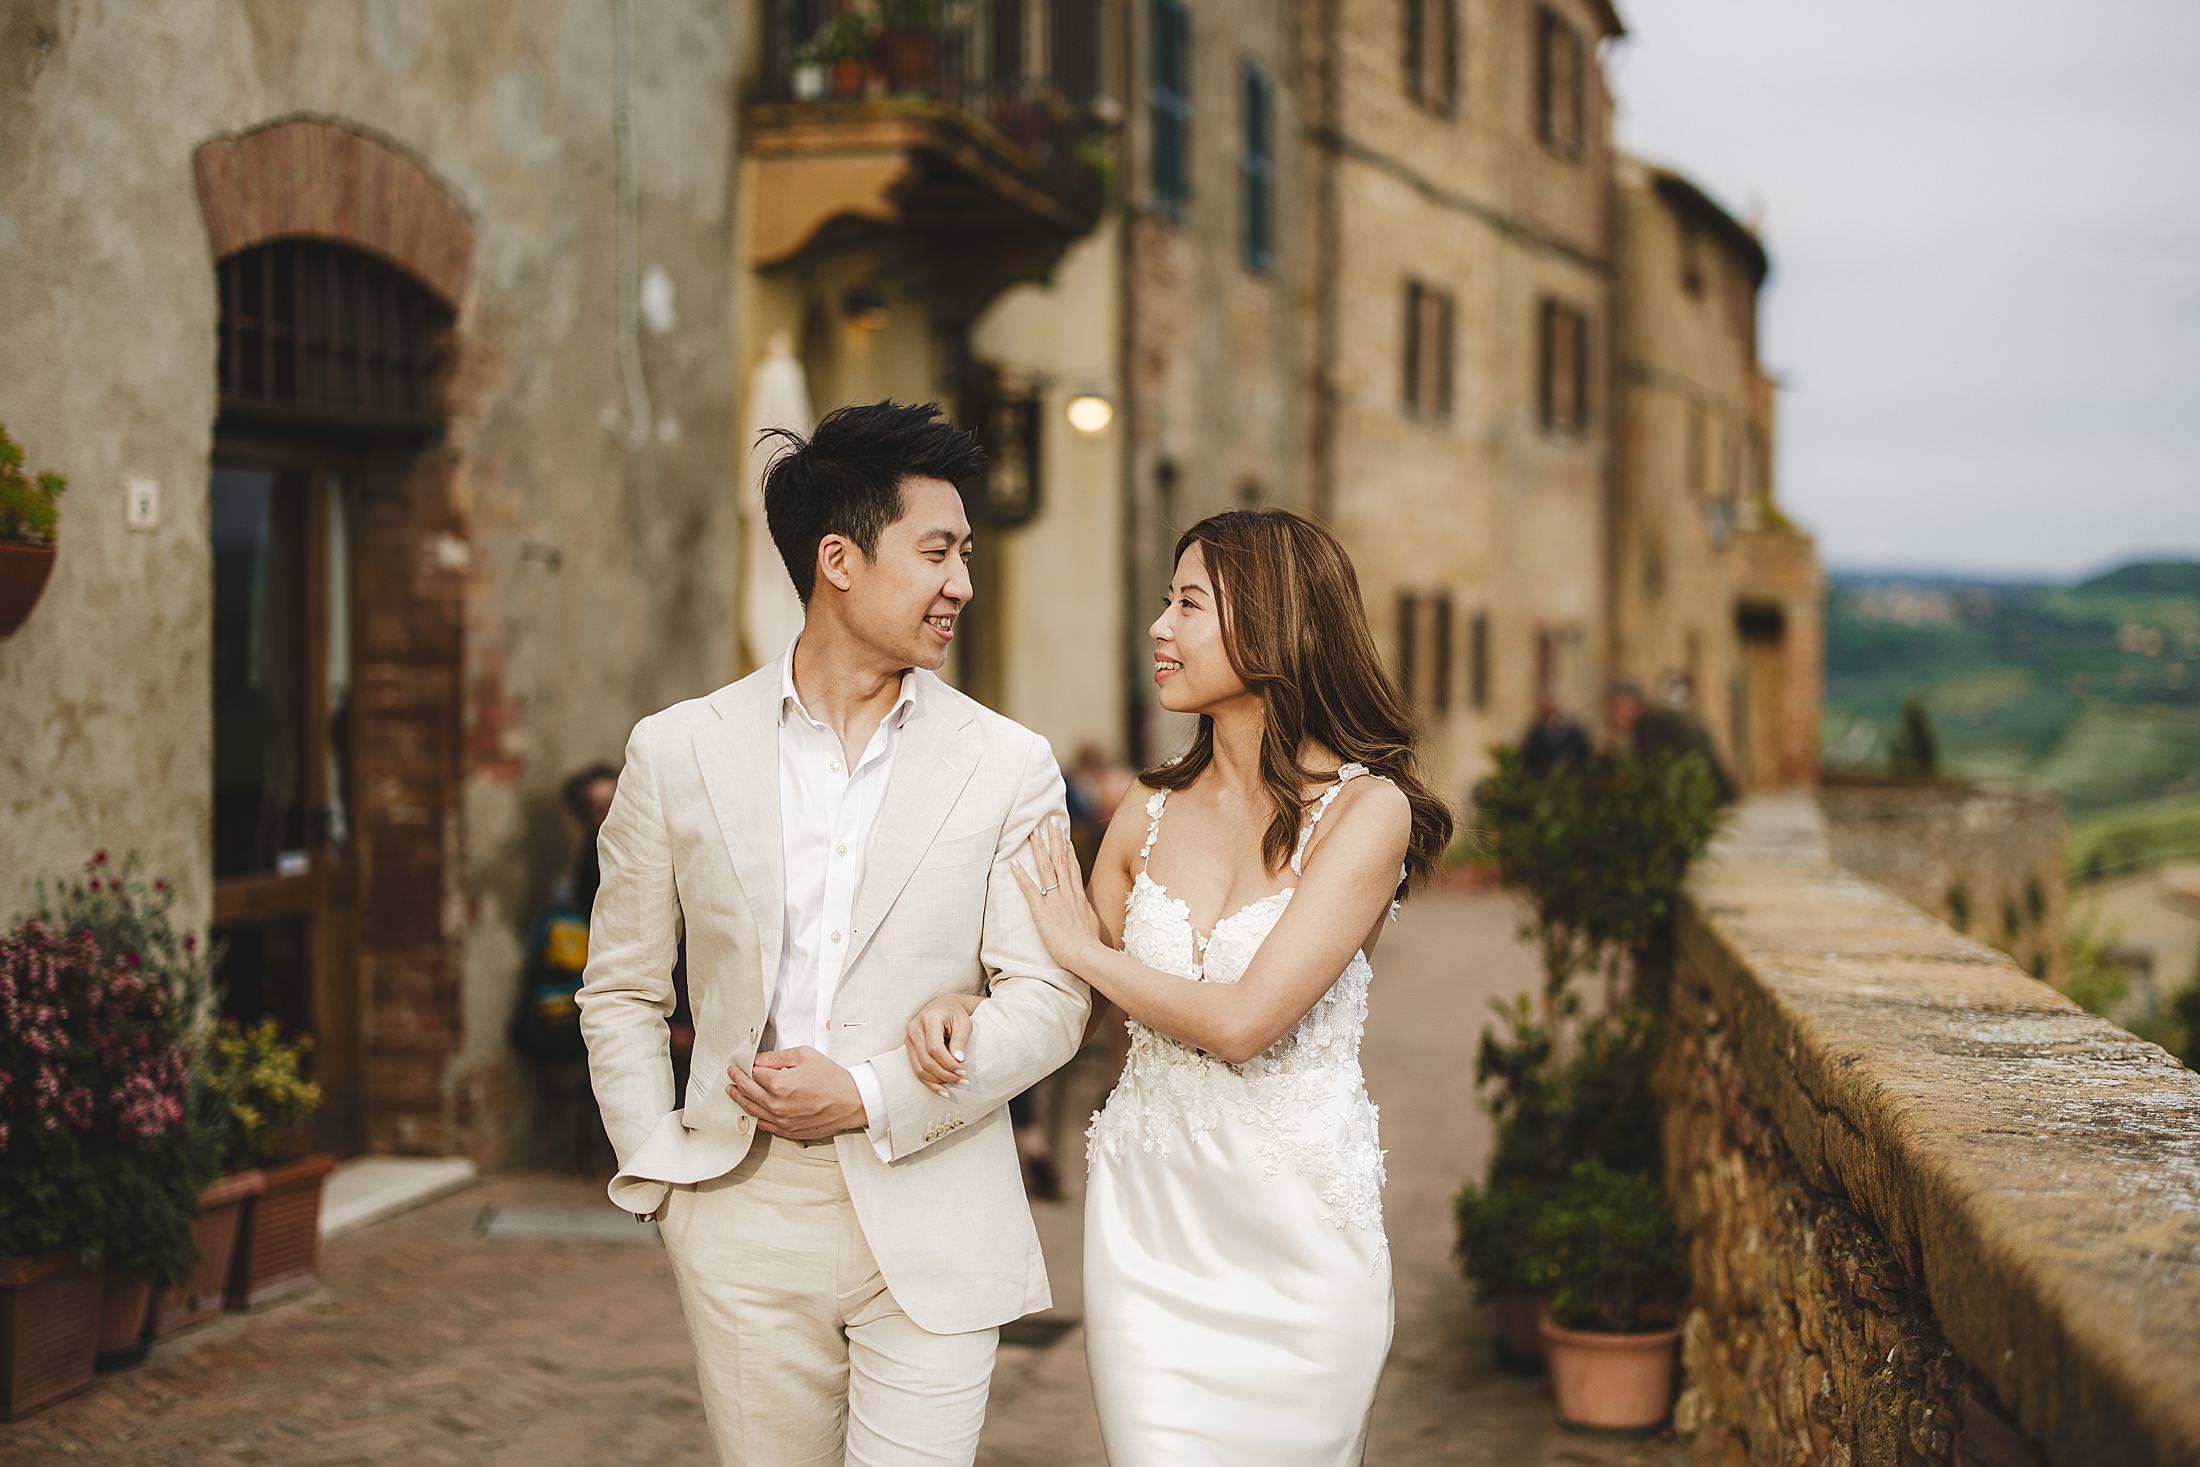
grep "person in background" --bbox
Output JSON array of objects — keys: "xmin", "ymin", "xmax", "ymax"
[
  {"xmin": 1519, "ymin": 692, "xmax": 1593, "ymax": 777},
  {"xmin": 514, "ymin": 763, "xmax": 693, "ymax": 1169},
  {"xmin": 1011, "ymin": 743, "xmax": 1135, "ymax": 1200},
  {"xmin": 1606, "ymin": 676, "xmax": 1739, "ymax": 805}
]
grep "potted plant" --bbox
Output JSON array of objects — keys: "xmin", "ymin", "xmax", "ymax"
[
  {"xmin": 789, "ymin": 36, "xmax": 829, "ymax": 100},
  {"xmin": 815, "ymin": 9, "xmax": 882, "ymax": 97},
  {"xmin": 1454, "ymin": 1176, "xmax": 1555, "ymax": 1369},
  {"xmin": 1, "ymin": 915, "xmax": 207, "ymax": 1406},
  {"xmin": 877, "ymin": 0, "xmax": 943, "ymax": 94},
  {"xmin": 0, "ymin": 423, "xmax": 67, "ymax": 637},
  {"xmin": 34, "ymin": 854, "xmax": 250, "ymax": 1340},
  {"xmin": 203, "ymin": 1018, "xmax": 331, "ymax": 1309},
  {"xmin": 1526, "ymin": 1161, "xmax": 1687, "ymax": 1430}
]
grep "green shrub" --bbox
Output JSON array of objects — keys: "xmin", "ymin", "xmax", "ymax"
[
  {"xmin": 1524, "ymin": 1161, "xmax": 1686, "ymax": 1334},
  {"xmin": 0, "ymin": 423, "xmax": 66, "ymax": 545}
]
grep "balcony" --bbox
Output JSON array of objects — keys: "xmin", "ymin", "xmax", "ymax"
[{"xmin": 745, "ymin": 1, "xmax": 1112, "ymax": 316}]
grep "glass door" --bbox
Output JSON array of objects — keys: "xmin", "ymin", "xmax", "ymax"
[{"xmin": 209, "ymin": 449, "xmax": 362, "ymax": 1152}]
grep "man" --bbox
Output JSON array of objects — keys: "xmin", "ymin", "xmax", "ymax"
[
  {"xmin": 1519, "ymin": 692, "xmax": 1593, "ymax": 777},
  {"xmin": 1607, "ymin": 675, "xmax": 1738, "ymax": 804},
  {"xmin": 577, "ymin": 401, "xmax": 1091, "ymax": 1465}
]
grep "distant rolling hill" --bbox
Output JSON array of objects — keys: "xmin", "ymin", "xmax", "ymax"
[{"xmin": 1822, "ymin": 558, "xmax": 2200, "ymax": 878}]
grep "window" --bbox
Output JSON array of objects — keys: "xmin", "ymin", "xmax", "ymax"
[
  {"xmin": 1679, "ymin": 214, "xmax": 1705, "ymax": 297},
  {"xmin": 1537, "ymin": 297, "xmax": 1589, "ymax": 433},
  {"xmin": 1534, "ymin": 6, "xmax": 1585, "ymax": 159},
  {"xmin": 1469, "ymin": 611, "xmax": 1490, "ymax": 710},
  {"xmin": 1403, "ymin": 0, "xmax": 1459, "ymax": 115},
  {"xmin": 1687, "ymin": 400, "xmax": 1708, "ymax": 495},
  {"xmin": 1397, "ymin": 591, "xmax": 1421, "ymax": 706},
  {"xmin": 1150, "ymin": 0, "xmax": 1192, "ymax": 223},
  {"xmin": 1403, "ymin": 279, "xmax": 1456, "ymax": 420},
  {"xmin": 1050, "ymin": 0, "xmax": 1102, "ymax": 107},
  {"xmin": 1241, "ymin": 62, "xmax": 1274, "ymax": 273},
  {"xmin": 1432, "ymin": 593, "xmax": 1455, "ymax": 712}
]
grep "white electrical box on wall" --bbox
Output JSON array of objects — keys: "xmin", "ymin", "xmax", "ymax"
[{"xmin": 126, "ymin": 476, "xmax": 159, "ymax": 531}]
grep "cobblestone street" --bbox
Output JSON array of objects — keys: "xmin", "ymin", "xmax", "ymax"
[{"xmin": 2, "ymin": 888, "xmax": 1681, "ymax": 1466}]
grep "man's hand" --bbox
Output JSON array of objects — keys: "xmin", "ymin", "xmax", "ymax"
[{"xmin": 726, "ymin": 1047, "xmax": 868, "ymax": 1141}]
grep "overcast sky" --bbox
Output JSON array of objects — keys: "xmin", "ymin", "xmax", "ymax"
[{"xmin": 1607, "ymin": 1, "xmax": 2200, "ymax": 580}]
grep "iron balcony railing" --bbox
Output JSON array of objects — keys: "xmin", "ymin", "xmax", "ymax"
[{"xmin": 760, "ymin": 0, "xmax": 1115, "ymax": 168}]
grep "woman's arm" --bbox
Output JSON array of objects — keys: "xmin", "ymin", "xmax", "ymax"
[
  {"xmin": 906, "ymin": 784, "xmax": 1150, "ymax": 1089},
  {"xmin": 1015, "ymin": 779, "xmax": 1410, "ymax": 1065}
]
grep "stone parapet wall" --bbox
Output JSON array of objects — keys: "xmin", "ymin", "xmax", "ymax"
[
  {"xmin": 1820, "ymin": 777, "xmax": 2068, "ymax": 990},
  {"xmin": 1656, "ymin": 796, "xmax": 2200, "ymax": 1467}
]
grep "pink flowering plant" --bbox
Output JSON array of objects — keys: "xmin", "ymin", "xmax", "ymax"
[{"xmin": 0, "ymin": 854, "xmax": 224, "ymax": 1286}]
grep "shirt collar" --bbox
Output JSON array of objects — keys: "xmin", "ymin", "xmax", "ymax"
[{"xmin": 779, "ymin": 635, "xmax": 918, "ymax": 733}]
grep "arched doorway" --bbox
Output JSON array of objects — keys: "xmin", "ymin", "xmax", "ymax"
[{"xmin": 208, "ymin": 237, "xmax": 455, "ymax": 1153}]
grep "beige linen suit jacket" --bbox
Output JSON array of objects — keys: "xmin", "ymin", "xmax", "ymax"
[{"xmin": 576, "ymin": 659, "xmax": 1092, "ymax": 1335}]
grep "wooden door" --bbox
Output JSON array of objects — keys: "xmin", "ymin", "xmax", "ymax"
[{"xmin": 208, "ymin": 442, "xmax": 363, "ymax": 1154}]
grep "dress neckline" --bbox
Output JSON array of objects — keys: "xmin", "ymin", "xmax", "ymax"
[{"xmin": 1131, "ymin": 869, "xmax": 1295, "ymax": 960}]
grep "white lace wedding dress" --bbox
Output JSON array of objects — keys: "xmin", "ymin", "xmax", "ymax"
[{"xmin": 1083, "ymin": 766, "xmax": 1397, "ymax": 1465}]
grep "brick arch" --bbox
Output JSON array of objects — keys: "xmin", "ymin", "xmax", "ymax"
[{"xmin": 192, "ymin": 115, "xmax": 475, "ymax": 307}]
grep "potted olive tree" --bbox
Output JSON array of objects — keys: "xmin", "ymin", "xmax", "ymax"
[
  {"xmin": 0, "ymin": 423, "xmax": 66, "ymax": 637},
  {"xmin": 1527, "ymin": 1161, "xmax": 1687, "ymax": 1430},
  {"xmin": 204, "ymin": 1018, "xmax": 331, "ymax": 1310}
]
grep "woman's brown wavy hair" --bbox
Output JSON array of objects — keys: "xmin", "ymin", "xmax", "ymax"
[{"xmin": 1142, "ymin": 509, "xmax": 1454, "ymax": 903}]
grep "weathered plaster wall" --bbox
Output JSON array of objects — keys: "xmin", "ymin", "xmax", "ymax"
[
  {"xmin": 1658, "ymin": 796, "xmax": 2200, "ymax": 1467},
  {"xmin": 0, "ymin": 0, "xmax": 739, "ymax": 1160}
]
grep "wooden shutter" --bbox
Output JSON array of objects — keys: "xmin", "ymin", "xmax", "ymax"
[
  {"xmin": 1433, "ymin": 593, "xmax": 1456, "ymax": 712},
  {"xmin": 1398, "ymin": 592, "xmax": 1421, "ymax": 705},
  {"xmin": 1404, "ymin": 280, "xmax": 1425, "ymax": 414}
]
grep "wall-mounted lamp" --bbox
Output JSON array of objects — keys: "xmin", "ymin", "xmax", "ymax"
[
  {"xmin": 841, "ymin": 285, "xmax": 891, "ymax": 331},
  {"xmin": 1065, "ymin": 391, "xmax": 1114, "ymax": 434}
]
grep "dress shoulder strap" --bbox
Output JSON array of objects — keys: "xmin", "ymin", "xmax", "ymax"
[
  {"xmin": 1137, "ymin": 789, "xmax": 1169, "ymax": 873},
  {"xmin": 1290, "ymin": 764, "xmax": 1371, "ymax": 875}
]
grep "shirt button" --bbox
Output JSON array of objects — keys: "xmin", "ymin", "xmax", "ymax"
[
  {"xmin": 830, "ymin": 931, "xmax": 843, "ymax": 944},
  {"xmin": 829, "ymin": 759, "xmax": 841, "ymax": 773},
  {"xmin": 836, "ymin": 842, "xmax": 848, "ymax": 856}
]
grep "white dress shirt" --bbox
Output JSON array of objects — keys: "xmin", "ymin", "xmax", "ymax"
[{"xmin": 769, "ymin": 639, "xmax": 910, "ymax": 1157}]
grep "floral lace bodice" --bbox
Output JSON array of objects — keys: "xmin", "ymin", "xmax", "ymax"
[{"xmin": 1085, "ymin": 766, "xmax": 1398, "ymax": 1232}]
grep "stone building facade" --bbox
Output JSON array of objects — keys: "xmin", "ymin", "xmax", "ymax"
[
  {"xmin": 0, "ymin": 0, "xmax": 742, "ymax": 1162},
  {"xmin": 1613, "ymin": 157, "xmax": 1822, "ymax": 795}
]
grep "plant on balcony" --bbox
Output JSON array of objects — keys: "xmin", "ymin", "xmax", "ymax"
[
  {"xmin": 1524, "ymin": 1160, "xmax": 1687, "ymax": 1429},
  {"xmin": 877, "ymin": 0, "xmax": 944, "ymax": 94},
  {"xmin": 810, "ymin": 9, "xmax": 883, "ymax": 97},
  {"xmin": 0, "ymin": 423, "xmax": 67, "ymax": 637}
]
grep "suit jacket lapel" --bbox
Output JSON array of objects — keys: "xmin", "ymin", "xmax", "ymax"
[
  {"xmin": 846, "ymin": 675, "xmax": 977, "ymax": 972},
  {"xmin": 695, "ymin": 667, "xmax": 785, "ymax": 1011}
]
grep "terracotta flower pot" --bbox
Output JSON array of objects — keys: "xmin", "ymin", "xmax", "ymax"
[
  {"xmin": 1492, "ymin": 1285, "xmax": 1547, "ymax": 1371},
  {"xmin": 152, "ymin": 1170, "xmax": 264, "ymax": 1337},
  {"xmin": 0, "ymin": 540, "xmax": 57, "ymax": 637},
  {"xmin": 227, "ymin": 1153, "xmax": 335, "ymax": 1310},
  {"xmin": 831, "ymin": 57, "xmax": 868, "ymax": 96},
  {"xmin": 0, "ymin": 1254, "xmax": 100, "ymax": 1420},
  {"xmin": 1539, "ymin": 1315, "xmax": 1680, "ymax": 1431},
  {"xmin": 93, "ymin": 1261, "xmax": 153, "ymax": 1373},
  {"xmin": 880, "ymin": 31, "xmax": 938, "ymax": 92}
]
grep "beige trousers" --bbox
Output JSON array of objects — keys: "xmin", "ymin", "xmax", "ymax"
[{"xmin": 658, "ymin": 1132, "xmax": 1000, "ymax": 1466}]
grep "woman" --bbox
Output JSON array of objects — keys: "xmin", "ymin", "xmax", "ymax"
[{"xmin": 905, "ymin": 509, "xmax": 1452, "ymax": 1463}]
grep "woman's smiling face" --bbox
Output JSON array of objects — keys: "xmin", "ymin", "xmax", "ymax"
[{"xmin": 1149, "ymin": 543, "xmax": 1249, "ymax": 715}]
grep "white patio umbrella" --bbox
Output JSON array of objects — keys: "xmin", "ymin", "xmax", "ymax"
[{"xmin": 740, "ymin": 331, "xmax": 812, "ymax": 669}]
